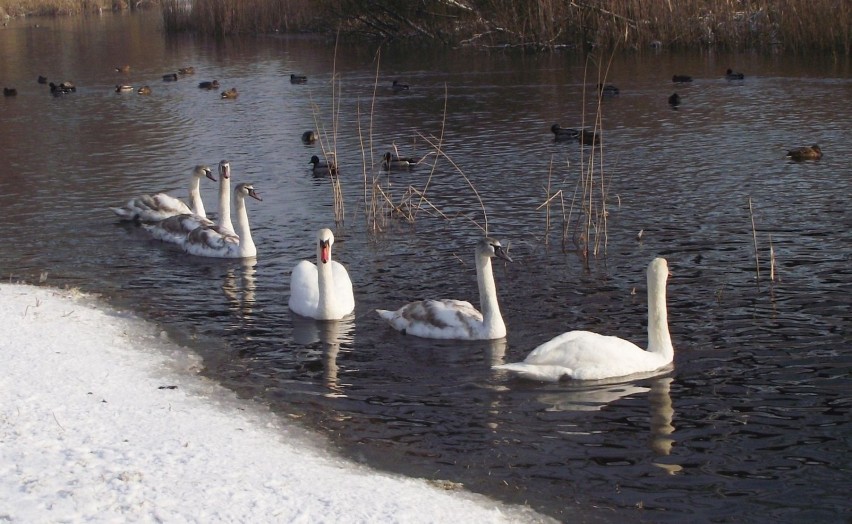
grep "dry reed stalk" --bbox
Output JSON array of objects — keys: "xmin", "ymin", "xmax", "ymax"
[
  {"xmin": 769, "ymin": 234, "xmax": 776, "ymax": 282},
  {"xmin": 748, "ymin": 196, "xmax": 760, "ymax": 286}
]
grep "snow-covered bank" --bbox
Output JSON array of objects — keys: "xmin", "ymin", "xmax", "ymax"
[{"xmin": 0, "ymin": 284, "xmax": 551, "ymax": 523}]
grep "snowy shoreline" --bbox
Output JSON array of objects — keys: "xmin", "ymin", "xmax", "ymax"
[{"xmin": 0, "ymin": 283, "xmax": 552, "ymax": 523}]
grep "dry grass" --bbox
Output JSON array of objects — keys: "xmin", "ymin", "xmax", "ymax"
[
  {"xmin": 0, "ymin": 0, "xmax": 127, "ymax": 17},
  {"xmin": 161, "ymin": 0, "xmax": 315, "ymax": 34}
]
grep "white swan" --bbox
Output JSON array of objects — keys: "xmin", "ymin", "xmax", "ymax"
[
  {"xmin": 289, "ymin": 229, "xmax": 355, "ymax": 320},
  {"xmin": 143, "ymin": 159, "xmax": 233, "ymax": 244},
  {"xmin": 494, "ymin": 257, "xmax": 673, "ymax": 382},
  {"xmin": 110, "ymin": 164, "xmax": 215, "ymax": 222},
  {"xmin": 376, "ymin": 237, "xmax": 512, "ymax": 340},
  {"xmin": 178, "ymin": 182, "xmax": 261, "ymax": 258}
]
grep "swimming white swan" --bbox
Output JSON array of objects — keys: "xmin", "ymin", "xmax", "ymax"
[
  {"xmin": 178, "ymin": 182, "xmax": 261, "ymax": 258},
  {"xmin": 143, "ymin": 160, "xmax": 234, "ymax": 244},
  {"xmin": 376, "ymin": 237, "xmax": 512, "ymax": 340},
  {"xmin": 110, "ymin": 164, "xmax": 215, "ymax": 222},
  {"xmin": 494, "ymin": 257, "xmax": 673, "ymax": 382},
  {"xmin": 289, "ymin": 229, "xmax": 355, "ymax": 320}
]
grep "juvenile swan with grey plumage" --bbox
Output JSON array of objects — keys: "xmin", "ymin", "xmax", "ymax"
[
  {"xmin": 376, "ymin": 237, "xmax": 512, "ymax": 340},
  {"xmin": 110, "ymin": 164, "xmax": 216, "ymax": 222}
]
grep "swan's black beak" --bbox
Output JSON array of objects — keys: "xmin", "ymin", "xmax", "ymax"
[
  {"xmin": 494, "ymin": 244, "xmax": 512, "ymax": 263},
  {"xmin": 204, "ymin": 168, "xmax": 217, "ymax": 182}
]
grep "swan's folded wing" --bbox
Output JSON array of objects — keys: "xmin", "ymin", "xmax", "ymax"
[
  {"xmin": 331, "ymin": 261, "xmax": 355, "ymax": 315},
  {"xmin": 378, "ymin": 299, "xmax": 483, "ymax": 339},
  {"xmin": 289, "ymin": 261, "xmax": 319, "ymax": 317}
]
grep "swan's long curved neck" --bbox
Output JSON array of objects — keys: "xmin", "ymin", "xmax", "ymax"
[
  {"xmin": 233, "ymin": 195, "xmax": 254, "ymax": 255},
  {"xmin": 316, "ymin": 245, "xmax": 336, "ymax": 318},
  {"xmin": 218, "ymin": 174, "xmax": 233, "ymax": 232},
  {"xmin": 476, "ymin": 254, "xmax": 504, "ymax": 334},
  {"xmin": 189, "ymin": 175, "xmax": 205, "ymax": 217},
  {"xmin": 647, "ymin": 274, "xmax": 673, "ymax": 359}
]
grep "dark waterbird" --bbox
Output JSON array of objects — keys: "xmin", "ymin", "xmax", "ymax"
[
  {"xmin": 3, "ymin": 87, "xmax": 17, "ymax": 96},
  {"xmin": 598, "ymin": 83, "xmax": 619, "ymax": 96},
  {"xmin": 49, "ymin": 81, "xmax": 76, "ymax": 95},
  {"xmin": 551, "ymin": 124, "xmax": 597, "ymax": 144},
  {"xmin": 668, "ymin": 93, "xmax": 681, "ymax": 107},
  {"xmin": 37, "ymin": 75, "xmax": 47, "ymax": 84},
  {"xmin": 162, "ymin": 73, "xmax": 178, "ymax": 82},
  {"xmin": 290, "ymin": 74, "xmax": 307, "ymax": 84},
  {"xmin": 672, "ymin": 74, "xmax": 693, "ymax": 83},
  {"xmin": 309, "ymin": 155, "xmax": 338, "ymax": 176},
  {"xmin": 725, "ymin": 68, "xmax": 745, "ymax": 80},
  {"xmin": 392, "ymin": 79, "xmax": 410, "ymax": 92},
  {"xmin": 301, "ymin": 131, "xmax": 318, "ymax": 144},
  {"xmin": 786, "ymin": 144, "xmax": 822, "ymax": 161},
  {"xmin": 198, "ymin": 80, "xmax": 220, "ymax": 90},
  {"xmin": 381, "ymin": 152, "xmax": 420, "ymax": 171}
]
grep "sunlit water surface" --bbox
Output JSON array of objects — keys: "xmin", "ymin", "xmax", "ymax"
[{"xmin": 1, "ymin": 12, "xmax": 850, "ymax": 523}]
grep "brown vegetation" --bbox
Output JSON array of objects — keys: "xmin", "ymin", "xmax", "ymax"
[
  {"xmin": 2, "ymin": 0, "xmax": 847, "ymax": 54},
  {"xmin": 0, "ymin": 0, "xmax": 134, "ymax": 17},
  {"xmin": 163, "ymin": 0, "xmax": 848, "ymax": 54}
]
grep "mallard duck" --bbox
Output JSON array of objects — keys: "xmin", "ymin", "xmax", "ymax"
[
  {"xmin": 162, "ymin": 73, "xmax": 178, "ymax": 82},
  {"xmin": 137, "ymin": 85, "xmax": 152, "ymax": 95},
  {"xmin": 115, "ymin": 65, "xmax": 130, "ymax": 73},
  {"xmin": 309, "ymin": 155, "xmax": 338, "ymax": 176},
  {"xmin": 37, "ymin": 75, "xmax": 47, "ymax": 84},
  {"xmin": 290, "ymin": 74, "xmax": 308, "ymax": 84},
  {"xmin": 198, "ymin": 80, "xmax": 219, "ymax": 90},
  {"xmin": 598, "ymin": 83, "xmax": 619, "ymax": 96},
  {"xmin": 3, "ymin": 87, "xmax": 17, "ymax": 96},
  {"xmin": 786, "ymin": 144, "xmax": 822, "ymax": 161},
  {"xmin": 668, "ymin": 93, "xmax": 681, "ymax": 106},
  {"xmin": 115, "ymin": 84, "xmax": 133, "ymax": 93},
  {"xmin": 302, "ymin": 130, "xmax": 318, "ymax": 144},
  {"xmin": 551, "ymin": 124, "xmax": 597, "ymax": 144},
  {"xmin": 725, "ymin": 68, "xmax": 745, "ymax": 80},
  {"xmin": 178, "ymin": 66, "xmax": 195, "ymax": 75},
  {"xmin": 49, "ymin": 81, "xmax": 76, "ymax": 95},
  {"xmin": 220, "ymin": 87, "xmax": 238, "ymax": 99},
  {"xmin": 672, "ymin": 74, "xmax": 693, "ymax": 83},
  {"xmin": 381, "ymin": 152, "xmax": 419, "ymax": 171},
  {"xmin": 494, "ymin": 258, "xmax": 673, "ymax": 381},
  {"xmin": 376, "ymin": 237, "xmax": 513, "ymax": 340},
  {"xmin": 392, "ymin": 79, "xmax": 409, "ymax": 92}
]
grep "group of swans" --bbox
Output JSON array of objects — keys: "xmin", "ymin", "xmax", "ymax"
[
  {"xmin": 373, "ymin": 241, "xmax": 673, "ymax": 382},
  {"xmin": 112, "ymin": 160, "xmax": 261, "ymax": 258},
  {"xmin": 112, "ymin": 166, "xmax": 674, "ymax": 383}
]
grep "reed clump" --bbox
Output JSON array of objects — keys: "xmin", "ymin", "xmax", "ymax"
[
  {"xmin": 160, "ymin": 0, "xmax": 315, "ymax": 35},
  {"xmin": 0, "ymin": 0, "xmax": 128, "ymax": 17},
  {"xmin": 158, "ymin": 0, "xmax": 848, "ymax": 54}
]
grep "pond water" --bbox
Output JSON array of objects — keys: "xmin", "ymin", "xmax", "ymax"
[{"xmin": 1, "ymin": 11, "xmax": 850, "ymax": 523}]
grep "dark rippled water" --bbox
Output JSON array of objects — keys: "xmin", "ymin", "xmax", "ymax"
[{"xmin": 1, "ymin": 12, "xmax": 850, "ymax": 523}]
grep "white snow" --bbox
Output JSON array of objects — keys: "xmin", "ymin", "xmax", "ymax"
[{"xmin": 0, "ymin": 284, "xmax": 552, "ymax": 523}]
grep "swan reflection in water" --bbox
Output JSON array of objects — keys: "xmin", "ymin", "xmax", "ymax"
[
  {"xmin": 522, "ymin": 374, "xmax": 681, "ymax": 472},
  {"xmin": 291, "ymin": 315, "xmax": 355, "ymax": 397},
  {"xmin": 221, "ymin": 258, "xmax": 257, "ymax": 320}
]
